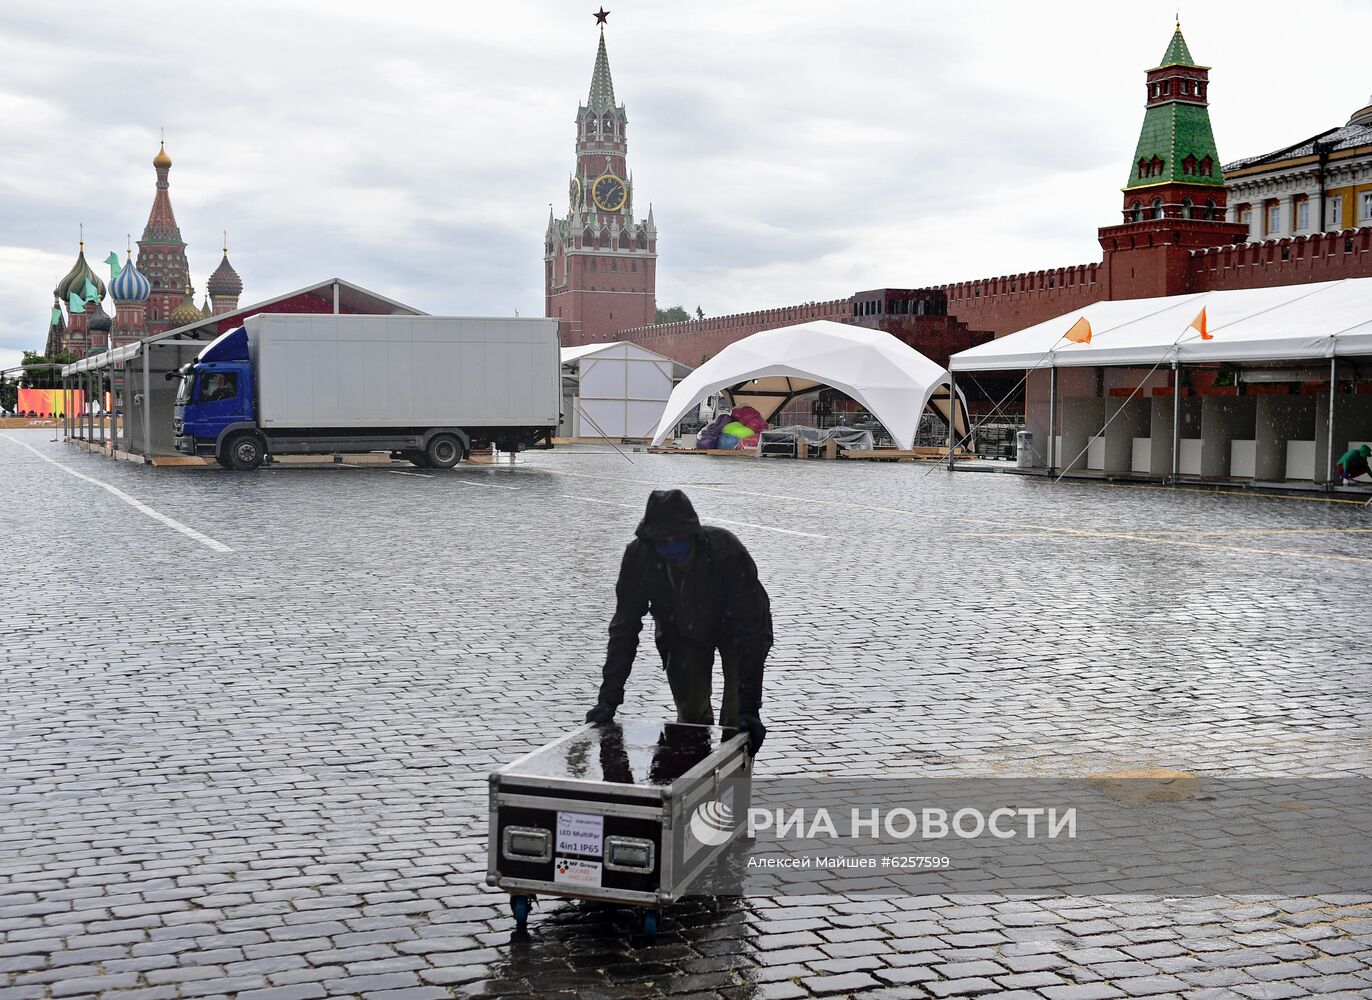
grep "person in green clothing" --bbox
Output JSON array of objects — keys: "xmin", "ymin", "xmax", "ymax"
[{"xmin": 1334, "ymin": 444, "xmax": 1371, "ymax": 483}]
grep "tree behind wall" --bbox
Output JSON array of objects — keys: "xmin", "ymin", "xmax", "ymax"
[{"xmin": 655, "ymin": 305, "xmax": 689, "ymax": 324}]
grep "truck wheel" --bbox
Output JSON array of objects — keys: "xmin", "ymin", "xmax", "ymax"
[
  {"xmin": 425, "ymin": 434, "xmax": 461, "ymax": 469},
  {"xmin": 214, "ymin": 454, "xmax": 232, "ymax": 468},
  {"xmin": 405, "ymin": 451, "xmax": 431, "ymax": 468},
  {"xmin": 226, "ymin": 433, "xmax": 265, "ymax": 471}
]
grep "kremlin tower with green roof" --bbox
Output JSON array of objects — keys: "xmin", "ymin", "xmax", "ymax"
[
  {"xmin": 1096, "ymin": 23, "xmax": 1248, "ymax": 298},
  {"xmin": 1123, "ymin": 24, "xmax": 1225, "ymax": 208}
]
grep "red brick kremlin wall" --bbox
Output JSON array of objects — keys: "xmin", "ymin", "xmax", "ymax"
[
  {"xmin": 621, "ymin": 298, "xmax": 852, "ymax": 365},
  {"xmin": 939, "ymin": 263, "xmax": 1106, "ymax": 339},
  {"xmin": 1189, "ymin": 227, "xmax": 1372, "ymax": 292},
  {"xmin": 617, "ymin": 226, "xmax": 1372, "ymax": 368}
]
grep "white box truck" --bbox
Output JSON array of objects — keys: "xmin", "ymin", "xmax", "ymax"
[{"xmin": 172, "ymin": 314, "xmax": 561, "ymax": 470}]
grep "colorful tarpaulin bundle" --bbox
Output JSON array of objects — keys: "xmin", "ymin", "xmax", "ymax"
[
  {"xmin": 706, "ymin": 409, "xmax": 772, "ymax": 451},
  {"xmin": 696, "ymin": 412, "xmax": 731, "ymax": 449},
  {"xmin": 731, "ymin": 405, "xmax": 767, "ymax": 432}
]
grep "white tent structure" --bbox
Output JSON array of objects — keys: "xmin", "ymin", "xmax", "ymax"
[
  {"xmin": 951, "ymin": 278, "xmax": 1372, "ymax": 371},
  {"xmin": 650, "ymin": 320, "xmax": 966, "ymax": 449},
  {"xmin": 560, "ymin": 341, "xmax": 691, "ymax": 440},
  {"xmin": 949, "ymin": 277, "xmax": 1372, "ymax": 485}
]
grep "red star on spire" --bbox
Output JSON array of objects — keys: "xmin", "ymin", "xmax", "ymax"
[{"xmin": 593, "ymin": 7, "xmax": 610, "ymax": 25}]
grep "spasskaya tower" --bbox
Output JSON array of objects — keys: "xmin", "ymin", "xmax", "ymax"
[{"xmin": 545, "ymin": 9, "xmax": 657, "ymax": 347}]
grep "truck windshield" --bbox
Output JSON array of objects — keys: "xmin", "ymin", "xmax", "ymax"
[{"xmin": 175, "ymin": 370, "xmax": 195, "ymax": 405}]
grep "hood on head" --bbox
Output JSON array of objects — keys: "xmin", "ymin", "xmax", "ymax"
[{"xmin": 635, "ymin": 489, "xmax": 701, "ymax": 541}]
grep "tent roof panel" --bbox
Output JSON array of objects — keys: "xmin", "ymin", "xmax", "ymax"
[
  {"xmin": 950, "ymin": 277, "xmax": 1372, "ymax": 371},
  {"xmin": 561, "ymin": 340, "xmax": 693, "ymax": 376}
]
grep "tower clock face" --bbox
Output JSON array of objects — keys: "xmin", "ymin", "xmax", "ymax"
[{"xmin": 593, "ymin": 174, "xmax": 627, "ymax": 212}]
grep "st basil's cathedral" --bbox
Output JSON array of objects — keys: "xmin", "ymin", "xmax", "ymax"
[{"xmin": 45, "ymin": 142, "xmax": 245, "ymax": 358}]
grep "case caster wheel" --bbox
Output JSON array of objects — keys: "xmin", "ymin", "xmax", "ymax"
[
  {"xmin": 641, "ymin": 910, "xmax": 657, "ymax": 943},
  {"xmin": 510, "ymin": 894, "xmax": 530, "ymax": 929}
]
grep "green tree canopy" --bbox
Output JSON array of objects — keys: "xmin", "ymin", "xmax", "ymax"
[
  {"xmin": 18, "ymin": 350, "xmax": 77, "ymax": 389},
  {"xmin": 655, "ymin": 305, "xmax": 689, "ymax": 324}
]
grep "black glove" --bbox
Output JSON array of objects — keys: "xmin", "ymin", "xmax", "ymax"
[
  {"xmin": 736, "ymin": 714, "xmax": 766, "ymax": 756},
  {"xmin": 585, "ymin": 702, "xmax": 616, "ymax": 725}
]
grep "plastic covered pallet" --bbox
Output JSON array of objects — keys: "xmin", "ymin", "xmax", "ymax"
[{"xmin": 757, "ymin": 425, "xmax": 874, "ymax": 457}]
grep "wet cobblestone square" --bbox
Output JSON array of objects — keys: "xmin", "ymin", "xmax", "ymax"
[{"xmin": 2, "ymin": 429, "xmax": 1370, "ymax": 999}]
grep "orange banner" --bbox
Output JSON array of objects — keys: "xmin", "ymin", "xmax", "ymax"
[{"xmin": 17, "ymin": 388, "xmax": 87, "ymax": 417}]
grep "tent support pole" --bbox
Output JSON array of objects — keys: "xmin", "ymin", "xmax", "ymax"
[
  {"xmin": 141, "ymin": 348, "xmax": 152, "ymax": 462},
  {"xmin": 1326, "ymin": 355, "xmax": 1337, "ymax": 488},
  {"xmin": 947, "ymin": 374, "xmax": 956, "ymax": 471},
  {"xmin": 1047, "ymin": 366, "xmax": 1057, "ymax": 477},
  {"xmin": 63, "ymin": 376, "xmax": 70, "ymax": 441},
  {"xmin": 1171, "ymin": 361, "xmax": 1180, "ymax": 484}
]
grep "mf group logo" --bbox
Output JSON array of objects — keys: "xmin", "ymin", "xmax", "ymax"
[{"xmin": 690, "ymin": 796, "xmax": 736, "ymax": 848}]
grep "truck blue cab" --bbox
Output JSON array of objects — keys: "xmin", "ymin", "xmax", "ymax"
[{"xmin": 173, "ymin": 327, "xmax": 260, "ymax": 467}]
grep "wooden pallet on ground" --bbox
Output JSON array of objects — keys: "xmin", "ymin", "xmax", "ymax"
[{"xmin": 841, "ymin": 447, "xmax": 975, "ymax": 462}]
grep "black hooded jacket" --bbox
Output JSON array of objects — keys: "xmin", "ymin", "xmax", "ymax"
[{"xmin": 598, "ymin": 490, "xmax": 773, "ymax": 716}]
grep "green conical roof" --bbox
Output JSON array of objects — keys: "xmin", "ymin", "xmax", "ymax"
[
  {"xmin": 1158, "ymin": 25, "xmax": 1194, "ymax": 67},
  {"xmin": 1126, "ymin": 25, "xmax": 1222, "ymax": 190},
  {"xmin": 587, "ymin": 28, "xmax": 616, "ymax": 112},
  {"xmin": 1125, "ymin": 102, "xmax": 1224, "ymax": 189}
]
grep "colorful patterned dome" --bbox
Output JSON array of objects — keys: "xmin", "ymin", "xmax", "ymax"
[
  {"xmin": 54, "ymin": 245, "xmax": 106, "ymax": 303},
  {"xmin": 110, "ymin": 255, "xmax": 151, "ymax": 303},
  {"xmin": 207, "ymin": 251, "xmax": 243, "ymax": 297},
  {"xmin": 170, "ymin": 299, "xmax": 203, "ymax": 327},
  {"xmin": 87, "ymin": 306, "xmax": 112, "ymax": 332}
]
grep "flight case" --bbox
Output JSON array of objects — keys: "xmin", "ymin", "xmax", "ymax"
[{"xmin": 487, "ymin": 719, "xmax": 752, "ymax": 940}]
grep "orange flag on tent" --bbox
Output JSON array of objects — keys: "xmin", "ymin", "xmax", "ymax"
[
  {"xmin": 1064, "ymin": 316, "xmax": 1092, "ymax": 344},
  {"xmin": 1190, "ymin": 307, "xmax": 1211, "ymax": 340}
]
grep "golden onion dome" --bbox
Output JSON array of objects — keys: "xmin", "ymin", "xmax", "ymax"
[
  {"xmin": 153, "ymin": 142, "xmax": 172, "ymax": 169},
  {"xmin": 170, "ymin": 299, "xmax": 202, "ymax": 327}
]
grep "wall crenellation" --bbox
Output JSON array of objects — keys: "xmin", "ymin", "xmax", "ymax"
[{"xmin": 1190, "ymin": 226, "xmax": 1372, "ymax": 291}]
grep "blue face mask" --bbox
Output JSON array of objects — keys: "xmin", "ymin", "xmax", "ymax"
[{"xmin": 653, "ymin": 536, "xmax": 693, "ymax": 565}]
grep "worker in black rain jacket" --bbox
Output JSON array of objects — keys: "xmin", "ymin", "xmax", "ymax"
[{"xmin": 585, "ymin": 489, "xmax": 773, "ymax": 755}]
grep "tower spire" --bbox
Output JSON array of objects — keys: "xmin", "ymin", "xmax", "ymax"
[
  {"xmin": 1096, "ymin": 22, "xmax": 1248, "ymax": 298},
  {"xmin": 1158, "ymin": 21, "xmax": 1195, "ymax": 68},
  {"xmin": 139, "ymin": 138, "xmax": 191, "ymax": 334},
  {"xmin": 587, "ymin": 23, "xmax": 616, "ymax": 111}
]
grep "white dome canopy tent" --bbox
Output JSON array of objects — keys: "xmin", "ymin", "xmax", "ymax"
[{"xmin": 650, "ymin": 320, "xmax": 967, "ymax": 450}]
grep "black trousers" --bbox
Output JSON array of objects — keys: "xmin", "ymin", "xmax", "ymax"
[{"xmin": 660, "ymin": 640, "xmax": 741, "ymax": 728}]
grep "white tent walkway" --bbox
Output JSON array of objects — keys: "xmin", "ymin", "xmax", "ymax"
[
  {"xmin": 651, "ymin": 320, "xmax": 965, "ymax": 450},
  {"xmin": 949, "ymin": 277, "xmax": 1372, "ymax": 485},
  {"xmin": 951, "ymin": 278, "xmax": 1372, "ymax": 371}
]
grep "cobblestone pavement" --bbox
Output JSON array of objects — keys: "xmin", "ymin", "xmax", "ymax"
[{"xmin": 2, "ymin": 428, "xmax": 1370, "ymax": 1000}]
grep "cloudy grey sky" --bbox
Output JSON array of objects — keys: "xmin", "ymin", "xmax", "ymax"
[{"xmin": 3, "ymin": 0, "xmax": 1371, "ymax": 372}]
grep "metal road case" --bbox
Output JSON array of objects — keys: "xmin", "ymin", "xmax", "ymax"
[{"xmin": 487, "ymin": 719, "xmax": 751, "ymax": 940}]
